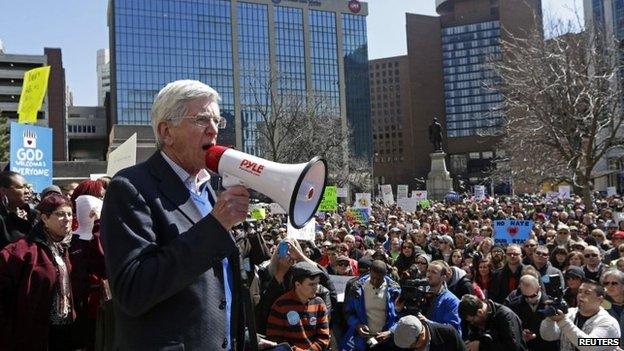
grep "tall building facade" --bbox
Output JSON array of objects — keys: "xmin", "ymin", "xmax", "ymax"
[
  {"xmin": 369, "ymin": 56, "xmax": 417, "ymax": 189},
  {"xmin": 97, "ymin": 49, "xmax": 111, "ymax": 107},
  {"xmin": 0, "ymin": 47, "xmax": 67, "ymax": 160},
  {"xmin": 107, "ymin": 0, "xmax": 371, "ymax": 161},
  {"xmin": 583, "ymin": 0, "xmax": 624, "ymax": 192},
  {"xmin": 405, "ymin": 0, "xmax": 542, "ymax": 189}
]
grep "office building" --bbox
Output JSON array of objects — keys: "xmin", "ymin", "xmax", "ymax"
[
  {"xmin": 369, "ymin": 56, "xmax": 419, "ymax": 189},
  {"xmin": 97, "ymin": 49, "xmax": 111, "ymax": 107},
  {"xmin": 405, "ymin": 0, "xmax": 542, "ymax": 189},
  {"xmin": 67, "ymin": 106, "xmax": 108, "ymax": 161},
  {"xmin": 0, "ymin": 46, "xmax": 67, "ymax": 160},
  {"xmin": 108, "ymin": 0, "xmax": 371, "ymax": 161}
]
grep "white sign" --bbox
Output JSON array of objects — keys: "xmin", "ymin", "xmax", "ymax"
[
  {"xmin": 412, "ymin": 191, "xmax": 427, "ymax": 201},
  {"xmin": 397, "ymin": 185, "xmax": 409, "ymax": 200},
  {"xmin": 381, "ymin": 184, "xmax": 394, "ymax": 205},
  {"xmin": 287, "ymin": 218, "xmax": 316, "ymax": 241},
  {"xmin": 474, "ymin": 185, "xmax": 486, "ymax": 201},
  {"xmin": 329, "ymin": 274, "xmax": 354, "ymax": 303},
  {"xmin": 545, "ymin": 191, "xmax": 560, "ymax": 203},
  {"xmin": 397, "ymin": 197, "xmax": 417, "ymax": 213},
  {"xmin": 107, "ymin": 133, "xmax": 137, "ymax": 177},
  {"xmin": 90, "ymin": 173, "xmax": 108, "ymax": 181},
  {"xmin": 269, "ymin": 203, "xmax": 286, "ymax": 214},
  {"xmin": 615, "ymin": 212, "xmax": 624, "ymax": 225},
  {"xmin": 354, "ymin": 193, "xmax": 372, "ymax": 209},
  {"xmin": 558, "ymin": 185, "xmax": 571, "ymax": 200},
  {"xmin": 337, "ymin": 187, "xmax": 348, "ymax": 198},
  {"xmin": 607, "ymin": 186, "xmax": 617, "ymax": 197}
]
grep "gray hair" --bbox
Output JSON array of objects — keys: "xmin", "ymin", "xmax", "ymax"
[
  {"xmin": 601, "ymin": 268, "xmax": 624, "ymax": 285},
  {"xmin": 151, "ymin": 80, "xmax": 220, "ymax": 148}
]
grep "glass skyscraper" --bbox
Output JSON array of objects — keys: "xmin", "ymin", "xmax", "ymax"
[
  {"xmin": 108, "ymin": 0, "xmax": 371, "ymax": 160},
  {"xmin": 441, "ymin": 21, "xmax": 503, "ymax": 138}
]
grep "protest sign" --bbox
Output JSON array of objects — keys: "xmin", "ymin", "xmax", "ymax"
[
  {"xmin": 419, "ymin": 199, "xmax": 431, "ymax": 209},
  {"xmin": 330, "ymin": 275, "xmax": 353, "ymax": 302},
  {"xmin": 10, "ymin": 123, "xmax": 53, "ymax": 193},
  {"xmin": 250, "ymin": 207, "xmax": 266, "ymax": 220},
  {"xmin": 336, "ymin": 187, "xmax": 348, "ymax": 198},
  {"xmin": 493, "ymin": 219, "xmax": 534, "ymax": 245},
  {"xmin": 397, "ymin": 185, "xmax": 409, "ymax": 200},
  {"xmin": 615, "ymin": 212, "xmax": 624, "ymax": 225},
  {"xmin": 545, "ymin": 191, "xmax": 560, "ymax": 203},
  {"xmin": 354, "ymin": 193, "xmax": 372, "ymax": 209},
  {"xmin": 607, "ymin": 186, "xmax": 617, "ymax": 197},
  {"xmin": 558, "ymin": 185, "xmax": 571, "ymax": 200},
  {"xmin": 90, "ymin": 173, "xmax": 108, "ymax": 181},
  {"xmin": 287, "ymin": 218, "xmax": 316, "ymax": 241},
  {"xmin": 345, "ymin": 208, "xmax": 370, "ymax": 226},
  {"xmin": 318, "ymin": 186, "xmax": 337, "ymax": 212},
  {"xmin": 17, "ymin": 66, "xmax": 51, "ymax": 123},
  {"xmin": 474, "ymin": 185, "xmax": 486, "ymax": 201},
  {"xmin": 269, "ymin": 203, "xmax": 286, "ymax": 214},
  {"xmin": 107, "ymin": 133, "xmax": 137, "ymax": 177},
  {"xmin": 412, "ymin": 191, "xmax": 427, "ymax": 201},
  {"xmin": 397, "ymin": 197, "xmax": 417, "ymax": 213},
  {"xmin": 381, "ymin": 184, "xmax": 394, "ymax": 205}
]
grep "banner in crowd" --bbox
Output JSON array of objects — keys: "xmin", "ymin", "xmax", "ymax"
[
  {"xmin": 419, "ymin": 199, "xmax": 431, "ymax": 209},
  {"xmin": 329, "ymin": 274, "xmax": 353, "ymax": 302},
  {"xmin": 250, "ymin": 206, "xmax": 266, "ymax": 220},
  {"xmin": 607, "ymin": 186, "xmax": 617, "ymax": 197},
  {"xmin": 354, "ymin": 193, "xmax": 371, "ymax": 209},
  {"xmin": 615, "ymin": 212, "xmax": 624, "ymax": 225},
  {"xmin": 17, "ymin": 66, "xmax": 51, "ymax": 124},
  {"xmin": 545, "ymin": 191, "xmax": 560, "ymax": 203},
  {"xmin": 318, "ymin": 186, "xmax": 337, "ymax": 212},
  {"xmin": 558, "ymin": 185, "xmax": 571, "ymax": 200},
  {"xmin": 336, "ymin": 187, "xmax": 348, "ymax": 198},
  {"xmin": 107, "ymin": 133, "xmax": 137, "ymax": 177},
  {"xmin": 345, "ymin": 208, "xmax": 370, "ymax": 226},
  {"xmin": 412, "ymin": 191, "xmax": 427, "ymax": 201},
  {"xmin": 397, "ymin": 185, "xmax": 409, "ymax": 200},
  {"xmin": 474, "ymin": 185, "xmax": 486, "ymax": 201},
  {"xmin": 269, "ymin": 203, "xmax": 286, "ymax": 214},
  {"xmin": 397, "ymin": 197, "xmax": 417, "ymax": 213},
  {"xmin": 493, "ymin": 219, "xmax": 534, "ymax": 245},
  {"xmin": 10, "ymin": 122, "xmax": 52, "ymax": 193},
  {"xmin": 287, "ymin": 218, "xmax": 316, "ymax": 241},
  {"xmin": 381, "ymin": 184, "xmax": 394, "ymax": 205}
]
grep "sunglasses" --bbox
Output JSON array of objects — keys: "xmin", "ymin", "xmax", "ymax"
[
  {"xmin": 535, "ymin": 252, "xmax": 549, "ymax": 257},
  {"xmin": 522, "ymin": 292, "xmax": 539, "ymax": 299},
  {"xmin": 337, "ymin": 261, "xmax": 350, "ymax": 267},
  {"xmin": 584, "ymin": 253, "xmax": 599, "ymax": 258},
  {"xmin": 604, "ymin": 281, "xmax": 620, "ymax": 286}
]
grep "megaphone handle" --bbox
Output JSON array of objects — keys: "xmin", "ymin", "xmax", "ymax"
[{"xmin": 221, "ymin": 173, "xmax": 245, "ymax": 188}]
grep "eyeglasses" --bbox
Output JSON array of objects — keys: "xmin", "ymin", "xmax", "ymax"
[
  {"xmin": 584, "ymin": 253, "xmax": 599, "ymax": 258},
  {"xmin": 604, "ymin": 281, "xmax": 620, "ymax": 286},
  {"xmin": 179, "ymin": 113, "xmax": 227, "ymax": 129},
  {"xmin": 535, "ymin": 252, "xmax": 549, "ymax": 257}
]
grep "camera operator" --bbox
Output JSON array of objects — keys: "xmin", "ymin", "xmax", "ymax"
[
  {"xmin": 393, "ymin": 315, "xmax": 466, "ymax": 351},
  {"xmin": 459, "ymin": 294, "xmax": 527, "ymax": 351},
  {"xmin": 506, "ymin": 275, "xmax": 559, "ymax": 351},
  {"xmin": 540, "ymin": 279, "xmax": 620, "ymax": 351},
  {"xmin": 421, "ymin": 260, "xmax": 461, "ymax": 333}
]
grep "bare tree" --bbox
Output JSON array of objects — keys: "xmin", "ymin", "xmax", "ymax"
[
  {"xmin": 488, "ymin": 17, "xmax": 624, "ymax": 206},
  {"xmin": 245, "ymin": 70, "xmax": 371, "ymax": 192}
]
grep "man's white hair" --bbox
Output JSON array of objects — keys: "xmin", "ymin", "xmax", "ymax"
[{"xmin": 151, "ymin": 80, "xmax": 220, "ymax": 148}]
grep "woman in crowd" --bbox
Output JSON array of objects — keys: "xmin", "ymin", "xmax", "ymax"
[
  {"xmin": 601, "ymin": 269, "xmax": 624, "ymax": 345},
  {"xmin": 568, "ymin": 250, "xmax": 585, "ymax": 267},
  {"xmin": 473, "ymin": 257, "xmax": 493, "ymax": 298},
  {"xmin": 0, "ymin": 193, "xmax": 75, "ymax": 350},
  {"xmin": 550, "ymin": 246, "xmax": 569, "ymax": 271},
  {"xmin": 394, "ymin": 240, "xmax": 418, "ymax": 278},
  {"xmin": 450, "ymin": 248, "xmax": 463, "ymax": 267}
]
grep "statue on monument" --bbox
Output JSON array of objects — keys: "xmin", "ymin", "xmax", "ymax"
[{"xmin": 428, "ymin": 118, "xmax": 443, "ymax": 151}]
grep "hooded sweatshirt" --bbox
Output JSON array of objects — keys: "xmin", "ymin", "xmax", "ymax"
[{"xmin": 447, "ymin": 266, "xmax": 473, "ymax": 299}]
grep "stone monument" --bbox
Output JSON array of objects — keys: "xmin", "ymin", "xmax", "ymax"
[{"xmin": 426, "ymin": 118, "xmax": 453, "ymax": 201}]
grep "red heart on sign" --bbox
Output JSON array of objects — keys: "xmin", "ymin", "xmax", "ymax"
[
  {"xmin": 27, "ymin": 140, "xmax": 32, "ymax": 145},
  {"xmin": 507, "ymin": 227, "xmax": 519, "ymax": 237}
]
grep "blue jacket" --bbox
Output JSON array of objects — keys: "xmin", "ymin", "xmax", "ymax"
[
  {"xmin": 426, "ymin": 285, "xmax": 461, "ymax": 334},
  {"xmin": 340, "ymin": 274, "xmax": 401, "ymax": 351}
]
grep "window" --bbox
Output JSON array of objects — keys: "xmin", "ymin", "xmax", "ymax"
[
  {"xmin": 482, "ymin": 151, "xmax": 493, "ymax": 159},
  {"xmin": 469, "ymin": 152, "xmax": 480, "ymax": 159}
]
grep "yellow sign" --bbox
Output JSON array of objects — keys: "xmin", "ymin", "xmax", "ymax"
[
  {"xmin": 251, "ymin": 208, "xmax": 266, "ymax": 220},
  {"xmin": 18, "ymin": 66, "xmax": 51, "ymax": 124}
]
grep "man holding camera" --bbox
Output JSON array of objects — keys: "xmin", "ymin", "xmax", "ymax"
[
  {"xmin": 459, "ymin": 294, "xmax": 527, "ymax": 351},
  {"xmin": 540, "ymin": 279, "xmax": 621, "ymax": 351}
]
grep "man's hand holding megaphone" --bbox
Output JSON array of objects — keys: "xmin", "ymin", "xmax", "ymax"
[{"xmin": 211, "ymin": 185, "xmax": 250, "ymax": 230}]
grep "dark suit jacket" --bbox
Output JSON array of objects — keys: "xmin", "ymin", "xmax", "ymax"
[
  {"xmin": 426, "ymin": 320, "xmax": 467, "ymax": 351},
  {"xmin": 101, "ymin": 152, "xmax": 244, "ymax": 350}
]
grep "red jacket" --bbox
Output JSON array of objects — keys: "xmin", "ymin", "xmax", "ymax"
[{"xmin": 0, "ymin": 224, "xmax": 76, "ymax": 350}]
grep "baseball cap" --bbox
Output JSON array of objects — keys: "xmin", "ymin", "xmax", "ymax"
[
  {"xmin": 290, "ymin": 262, "xmax": 324, "ymax": 279},
  {"xmin": 393, "ymin": 315, "xmax": 423, "ymax": 348},
  {"xmin": 564, "ymin": 266, "xmax": 585, "ymax": 280},
  {"xmin": 41, "ymin": 185, "xmax": 62, "ymax": 199}
]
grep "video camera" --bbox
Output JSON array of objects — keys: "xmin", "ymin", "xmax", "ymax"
[
  {"xmin": 399, "ymin": 278, "xmax": 431, "ymax": 315},
  {"xmin": 537, "ymin": 274, "xmax": 569, "ymax": 317}
]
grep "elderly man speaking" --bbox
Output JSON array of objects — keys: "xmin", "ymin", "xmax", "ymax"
[{"xmin": 101, "ymin": 80, "xmax": 252, "ymax": 350}]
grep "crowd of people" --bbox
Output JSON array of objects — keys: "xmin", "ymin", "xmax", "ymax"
[{"xmin": 1, "ymin": 79, "xmax": 624, "ymax": 351}]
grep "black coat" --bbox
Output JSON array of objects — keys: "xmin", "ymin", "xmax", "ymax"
[
  {"xmin": 506, "ymin": 294, "xmax": 559, "ymax": 351},
  {"xmin": 464, "ymin": 300, "xmax": 527, "ymax": 351},
  {"xmin": 0, "ymin": 204, "xmax": 37, "ymax": 250},
  {"xmin": 448, "ymin": 275, "xmax": 473, "ymax": 300},
  {"xmin": 426, "ymin": 320, "xmax": 467, "ymax": 351},
  {"xmin": 101, "ymin": 152, "xmax": 246, "ymax": 351},
  {"xmin": 490, "ymin": 264, "xmax": 526, "ymax": 303}
]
